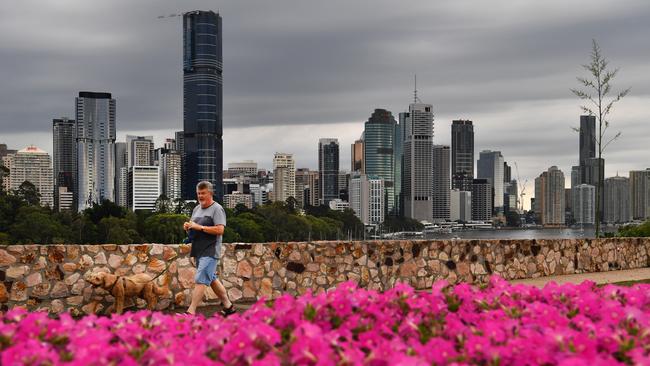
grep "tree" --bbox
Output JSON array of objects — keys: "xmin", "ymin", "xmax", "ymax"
[
  {"xmin": 154, "ymin": 194, "xmax": 172, "ymax": 213},
  {"xmin": 143, "ymin": 213, "xmax": 188, "ymax": 244},
  {"xmin": 572, "ymin": 40, "xmax": 630, "ymax": 238},
  {"xmin": 15, "ymin": 181, "xmax": 40, "ymax": 206},
  {"xmin": 84, "ymin": 199, "xmax": 126, "ymax": 224},
  {"xmin": 98, "ymin": 213, "xmax": 141, "ymax": 244},
  {"xmin": 0, "ymin": 165, "xmax": 9, "ymax": 195},
  {"xmin": 9, "ymin": 206, "xmax": 67, "ymax": 244}
]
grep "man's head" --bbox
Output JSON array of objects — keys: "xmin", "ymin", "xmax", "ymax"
[{"xmin": 196, "ymin": 181, "xmax": 214, "ymax": 207}]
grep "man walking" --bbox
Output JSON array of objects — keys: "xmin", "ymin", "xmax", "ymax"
[{"xmin": 183, "ymin": 181, "xmax": 235, "ymax": 316}]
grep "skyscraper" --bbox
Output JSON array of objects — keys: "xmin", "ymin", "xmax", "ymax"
[
  {"xmin": 318, "ymin": 138, "xmax": 339, "ymax": 205},
  {"xmin": 307, "ymin": 170, "xmax": 320, "ymax": 207},
  {"xmin": 579, "ymin": 115, "xmax": 596, "ymax": 175},
  {"xmin": 604, "ymin": 175, "xmax": 630, "ymax": 224},
  {"xmin": 535, "ymin": 166, "xmax": 565, "ymax": 226},
  {"xmin": 573, "ymin": 184, "xmax": 595, "ymax": 225},
  {"xmin": 477, "ymin": 150, "xmax": 505, "ymax": 214},
  {"xmin": 471, "ymin": 179, "xmax": 491, "ymax": 221},
  {"xmin": 393, "ymin": 120, "xmax": 403, "ymax": 217},
  {"xmin": 160, "ymin": 149, "xmax": 182, "ymax": 201},
  {"xmin": 76, "ymin": 91, "xmax": 116, "ymax": 211},
  {"xmin": 53, "ymin": 117, "xmax": 76, "ymax": 211},
  {"xmin": 584, "ymin": 157, "xmax": 604, "ymax": 221},
  {"xmin": 295, "ymin": 168, "xmax": 310, "ymax": 209},
  {"xmin": 126, "ymin": 135, "xmax": 154, "ymax": 167},
  {"xmin": 503, "ymin": 162, "xmax": 511, "ymax": 183},
  {"xmin": 432, "ymin": 145, "xmax": 450, "ymax": 221},
  {"xmin": 5, "ymin": 146, "xmax": 54, "ymax": 207},
  {"xmin": 349, "ymin": 173, "xmax": 385, "ymax": 225},
  {"xmin": 182, "ymin": 10, "xmax": 223, "ymax": 201},
  {"xmin": 402, "ymin": 101, "xmax": 434, "ymax": 222},
  {"xmin": 363, "ymin": 109, "xmax": 397, "ymax": 214},
  {"xmin": 451, "ymin": 120, "xmax": 474, "ymax": 190},
  {"xmin": 128, "ymin": 166, "xmax": 160, "ymax": 211},
  {"xmin": 272, "ymin": 153, "xmax": 296, "ymax": 203},
  {"xmin": 114, "ymin": 142, "xmax": 127, "ymax": 208},
  {"xmin": 450, "ymin": 189, "xmax": 472, "ymax": 222},
  {"xmin": 351, "ymin": 138, "xmax": 364, "ymax": 173},
  {"xmin": 629, "ymin": 169, "xmax": 650, "ymax": 220}
]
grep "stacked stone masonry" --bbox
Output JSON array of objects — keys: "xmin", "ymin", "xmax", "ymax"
[{"xmin": 0, "ymin": 238, "xmax": 648, "ymax": 315}]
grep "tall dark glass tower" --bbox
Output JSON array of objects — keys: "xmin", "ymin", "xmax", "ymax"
[
  {"xmin": 364, "ymin": 109, "xmax": 397, "ymax": 215},
  {"xmin": 318, "ymin": 138, "xmax": 339, "ymax": 205},
  {"xmin": 451, "ymin": 120, "xmax": 474, "ymax": 191},
  {"xmin": 53, "ymin": 117, "xmax": 76, "ymax": 211},
  {"xmin": 182, "ymin": 10, "xmax": 223, "ymax": 201}
]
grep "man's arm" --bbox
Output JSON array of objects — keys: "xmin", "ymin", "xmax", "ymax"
[
  {"xmin": 187, "ymin": 221, "xmax": 224, "ymax": 235},
  {"xmin": 201, "ymin": 224, "xmax": 224, "ymax": 236}
]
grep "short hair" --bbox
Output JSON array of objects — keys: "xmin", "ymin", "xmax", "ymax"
[{"xmin": 196, "ymin": 181, "xmax": 213, "ymax": 192}]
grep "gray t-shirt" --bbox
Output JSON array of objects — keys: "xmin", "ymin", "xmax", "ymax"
[{"xmin": 189, "ymin": 201, "xmax": 226, "ymax": 258}]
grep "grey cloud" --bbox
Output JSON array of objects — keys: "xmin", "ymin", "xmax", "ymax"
[{"xmin": 0, "ymin": 0, "xmax": 649, "ymax": 194}]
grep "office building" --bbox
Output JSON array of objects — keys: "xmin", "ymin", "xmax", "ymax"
[
  {"xmin": 351, "ymin": 138, "xmax": 364, "ymax": 173},
  {"xmin": 76, "ymin": 91, "xmax": 116, "ymax": 210},
  {"xmin": 573, "ymin": 184, "xmax": 595, "ymax": 225},
  {"xmin": 535, "ymin": 166, "xmax": 565, "ymax": 226},
  {"xmin": 160, "ymin": 149, "xmax": 182, "ymax": 200},
  {"xmin": 629, "ymin": 169, "xmax": 650, "ymax": 220},
  {"xmin": 604, "ymin": 175, "xmax": 630, "ymax": 224},
  {"xmin": 182, "ymin": 10, "xmax": 224, "ymax": 201},
  {"xmin": 451, "ymin": 120, "xmax": 474, "ymax": 189},
  {"xmin": 451, "ymin": 189, "xmax": 472, "ymax": 222},
  {"xmin": 432, "ymin": 145, "xmax": 450, "ymax": 221},
  {"xmin": 228, "ymin": 161, "xmax": 258, "ymax": 177},
  {"xmin": 318, "ymin": 138, "xmax": 339, "ymax": 205},
  {"xmin": 5, "ymin": 146, "xmax": 54, "ymax": 207},
  {"xmin": 471, "ymin": 179, "xmax": 491, "ymax": 221},
  {"xmin": 350, "ymin": 173, "xmax": 385, "ymax": 225},
  {"xmin": 477, "ymin": 150, "xmax": 505, "ymax": 214},
  {"xmin": 53, "ymin": 117, "xmax": 76, "ymax": 211},
  {"xmin": 128, "ymin": 166, "xmax": 160, "ymax": 211},
  {"xmin": 223, "ymin": 191, "xmax": 253, "ymax": 209},
  {"xmin": 364, "ymin": 109, "xmax": 397, "ymax": 214},
  {"xmin": 272, "ymin": 153, "xmax": 295, "ymax": 203},
  {"xmin": 402, "ymin": 101, "xmax": 434, "ymax": 221}
]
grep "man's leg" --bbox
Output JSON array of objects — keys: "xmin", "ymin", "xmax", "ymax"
[
  {"xmin": 187, "ymin": 284, "xmax": 207, "ymax": 315},
  {"xmin": 209, "ymin": 279, "xmax": 232, "ymax": 309}
]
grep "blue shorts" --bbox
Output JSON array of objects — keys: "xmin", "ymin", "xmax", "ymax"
[{"xmin": 195, "ymin": 256, "xmax": 219, "ymax": 285}]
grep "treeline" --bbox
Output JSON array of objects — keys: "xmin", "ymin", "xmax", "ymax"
[
  {"xmin": 617, "ymin": 221, "xmax": 650, "ymax": 237},
  {"xmin": 0, "ymin": 182, "xmax": 423, "ymax": 244}
]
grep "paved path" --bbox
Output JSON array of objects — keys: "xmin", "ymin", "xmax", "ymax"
[{"xmin": 510, "ymin": 268, "xmax": 650, "ymax": 288}]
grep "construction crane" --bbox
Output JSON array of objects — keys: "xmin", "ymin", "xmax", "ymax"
[
  {"xmin": 156, "ymin": 13, "xmax": 182, "ymax": 20},
  {"xmin": 514, "ymin": 162, "xmax": 528, "ymax": 213}
]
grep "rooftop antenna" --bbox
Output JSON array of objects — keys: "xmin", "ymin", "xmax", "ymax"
[{"xmin": 413, "ymin": 74, "xmax": 422, "ymax": 103}]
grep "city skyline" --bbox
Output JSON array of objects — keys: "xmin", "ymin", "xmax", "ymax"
[{"xmin": 1, "ymin": 1, "xmax": 650, "ymax": 212}]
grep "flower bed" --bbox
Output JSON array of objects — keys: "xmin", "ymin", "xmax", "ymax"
[{"xmin": 2, "ymin": 276, "xmax": 650, "ymax": 365}]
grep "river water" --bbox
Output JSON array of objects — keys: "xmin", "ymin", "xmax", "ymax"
[{"xmin": 421, "ymin": 227, "xmax": 614, "ymax": 240}]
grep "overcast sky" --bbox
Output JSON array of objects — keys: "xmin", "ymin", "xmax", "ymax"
[{"xmin": 1, "ymin": 0, "xmax": 649, "ymax": 208}]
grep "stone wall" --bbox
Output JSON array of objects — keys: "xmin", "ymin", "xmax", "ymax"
[{"xmin": 1, "ymin": 238, "xmax": 649, "ymax": 315}]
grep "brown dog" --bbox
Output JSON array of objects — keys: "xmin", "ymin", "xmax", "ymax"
[{"xmin": 85, "ymin": 272, "xmax": 170, "ymax": 314}]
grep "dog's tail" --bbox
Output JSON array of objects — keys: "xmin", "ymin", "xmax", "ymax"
[{"xmin": 153, "ymin": 272, "xmax": 172, "ymax": 296}]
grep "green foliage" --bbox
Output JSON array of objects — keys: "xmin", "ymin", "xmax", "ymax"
[
  {"xmin": 143, "ymin": 213, "xmax": 188, "ymax": 244},
  {"xmin": 84, "ymin": 199, "xmax": 126, "ymax": 224},
  {"xmin": 98, "ymin": 212, "xmax": 141, "ymax": 244},
  {"xmin": 0, "ymin": 190, "xmax": 376, "ymax": 244},
  {"xmin": 9, "ymin": 206, "xmax": 67, "ymax": 244},
  {"xmin": 617, "ymin": 221, "xmax": 650, "ymax": 237},
  {"xmin": 383, "ymin": 216, "xmax": 424, "ymax": 232},
  {"xmin": 15, "ymin": 181, "xmax": 41, "ymax": 206}
]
